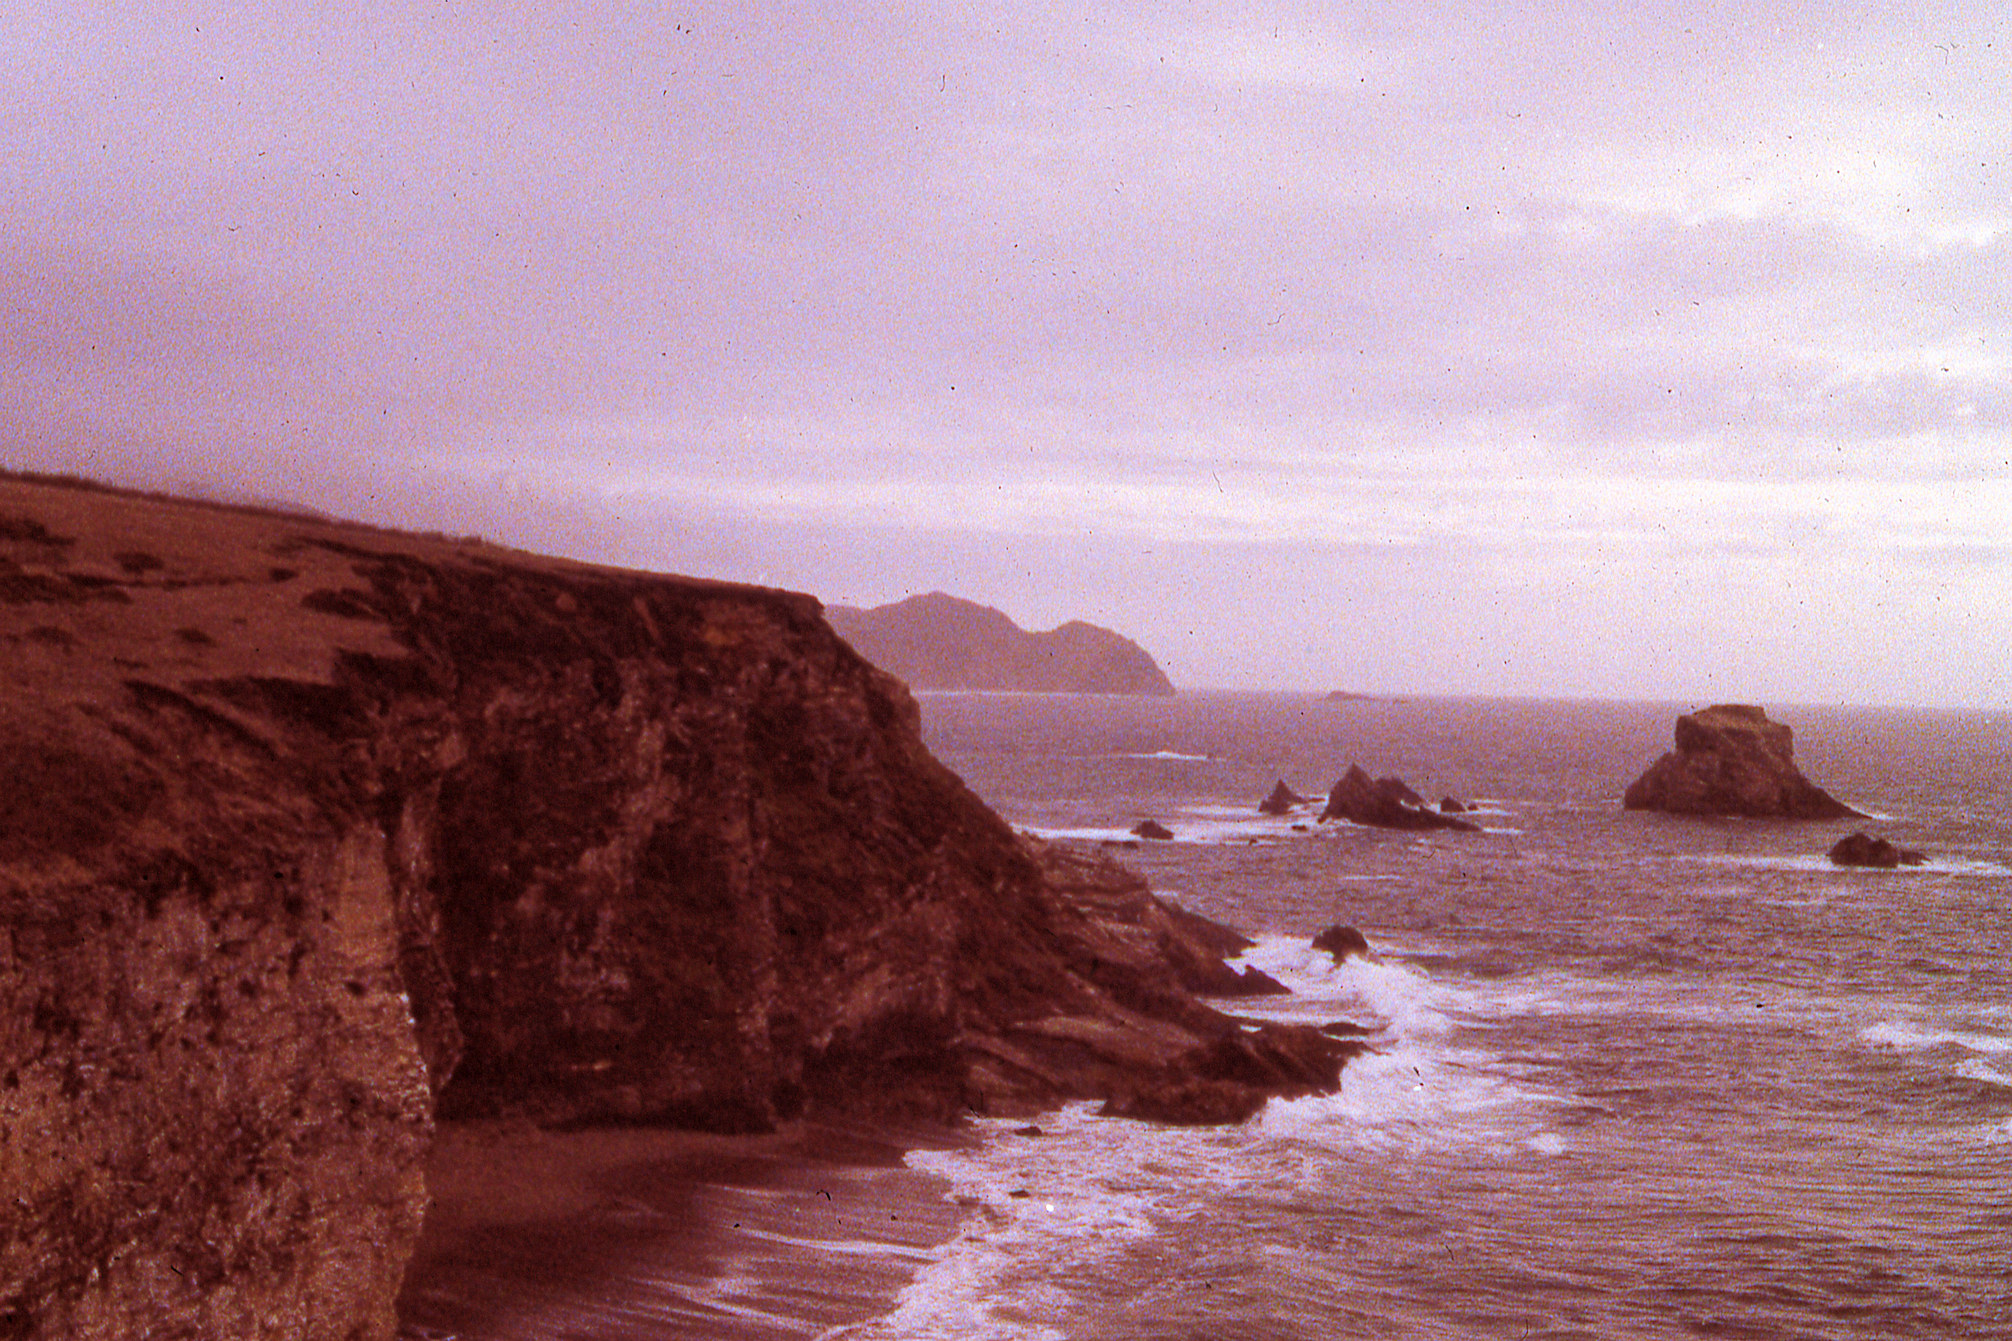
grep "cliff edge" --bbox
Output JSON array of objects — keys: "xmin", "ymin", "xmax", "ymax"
[
  {"xmin": 0, "ymin": 476, "xmax": 1330, "ymax": 1339},
  {"xmin": 826, "ymin": 591, "xmax": 1175, "ymax": 695},
  {"xmin": 1622, "ymin": 704, "xmax": 1861, "ymax": 819}
]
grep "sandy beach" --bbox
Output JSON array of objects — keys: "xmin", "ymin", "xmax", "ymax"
[{"xmin": 396, "ymin": 1118, "xmax": 973, "ymax": 1340}]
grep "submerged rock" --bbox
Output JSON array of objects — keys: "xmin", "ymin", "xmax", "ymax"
[
  {"xmin": 1319, "ymin": 765, "xmax": 1480, "ymax": 831},
  {"xmin": 1828, "ymin": 832, "xmax": 1927, "ymax": 868},
  {"xmin": 1623, "ymin": 705, "xmax": 1862, "ymax": 820},
  {"xmin": 1258, "ymin": 780, "xmax": 1307, "ymax": 815}
]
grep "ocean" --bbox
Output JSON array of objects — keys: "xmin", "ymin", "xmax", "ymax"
[
  {"xmin": 397, "ymin": 692, "xmax": 2008, "ymax": 1341},
  {"xmin": 841, "ymin": 692, "xmax": 2011, "ymax": 1340}
]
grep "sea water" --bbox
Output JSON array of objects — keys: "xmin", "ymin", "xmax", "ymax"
[{"xmin": 841, "ymin": 693, "xmax": 2010, "ymax": 1340}]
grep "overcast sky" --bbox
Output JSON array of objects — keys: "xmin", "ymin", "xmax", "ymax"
[{"xmin": 6, "ymin": 2, "xmax": 2008, "ymax": 705}]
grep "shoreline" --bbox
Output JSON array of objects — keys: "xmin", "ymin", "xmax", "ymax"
[{"xmin": 396, "ymin": 1117, "xmax": 975, "ymax": 1340}]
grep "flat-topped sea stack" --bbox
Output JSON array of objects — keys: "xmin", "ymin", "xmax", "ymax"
[
  {"xmin": 0, "ymin": 475, "xmax": 1335, "ymax": 1340},
  {"xmin": 825, "ymin": 591, "xmax": 1174, "ymax": 695},
  {"xmin": 1624, "ymin": 704, "xmax": 1862, "ymax": 820},
  {"xmin": 1319, "ymin": 765, "xmax": 1479, "ymax": 832}
]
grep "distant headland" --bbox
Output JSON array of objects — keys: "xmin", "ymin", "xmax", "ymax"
[{"xmin": 825, "ymin": 591, "xmax": 1176, "ymax": 695}]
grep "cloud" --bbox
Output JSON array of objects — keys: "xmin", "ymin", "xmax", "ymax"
[{"xmin": 2, "ymin": 0, "xmax": 2007, "ymax": 703}]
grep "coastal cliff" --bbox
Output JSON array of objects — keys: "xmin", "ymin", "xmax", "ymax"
[
  {"xmin": 0, "ymin": 476, "xmax": 1332, "ymax": 1339},
  {"xmin": 825, "ymin": 591, "xmax": 1175, "ymax": 695}
]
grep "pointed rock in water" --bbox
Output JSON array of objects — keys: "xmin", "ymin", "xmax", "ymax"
[
  {"xmin": 1319, "ymin": 765, "xmax": 1480, "ymax": 831},
  {"xmin": 1828, "ymin": 832, "xmax": 1926, "ymax": 868},
  {"xmin": 1258, "ymin": 780, "xmax": 1306, "ymax": 815},
  {"xmin": 1131, "ymin": 819, "xmax": 1174, "ymax": 840},
  {"xmin": 1439, "ymin": 796, "xmax": 1468, "ymax": 814},
  {"xmin": 1623, "ymin": 705, "xmax": 1862, "ymax": 820}
]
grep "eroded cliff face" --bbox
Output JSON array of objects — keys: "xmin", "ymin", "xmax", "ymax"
[{"xmin": 1, "ymin": 478, "xmax": 1328, "ymax": 1339}]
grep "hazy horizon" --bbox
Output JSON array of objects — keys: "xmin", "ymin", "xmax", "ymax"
[{"xmin": 6, "ymin": 3, "xmax": 2008, "ymax": 709}]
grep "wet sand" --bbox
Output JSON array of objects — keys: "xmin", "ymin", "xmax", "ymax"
[{"xmin": 396, "ymin": 1118, "xmax": 973, "ymax": 1340}]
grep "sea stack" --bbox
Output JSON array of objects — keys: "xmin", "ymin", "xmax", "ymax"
[
  {"xmin": 1623, "ymin": 705, "xmax": 1862, "ymax": 820},
  {"xmin": 1258, "ymin": 780, "xmax": 1306, "ymax": 815},
  {"xmin": 1319, "ymin": 766, "xmax": 1479, "ymax": 832}
]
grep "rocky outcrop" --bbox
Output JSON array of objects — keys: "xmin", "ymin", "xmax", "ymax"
[
  {"xmin": 0, "ymin": 477, "xmax": 1338, "ymax": 1340},
  {"xmin": 1319, "ymin": 766, "xmax": 1480, "ymax": 831},
  {"xmin": 1258, "ymin": 780, "xmax": 1306, "ymax": 815},
  {"xmin": 1438, "ymin": 796, "xmax": 1468, "ymax": 814},
  {"xmin": 1828, "ymin": 833, "xmax": 1926, "ymax": 868},
  {"xmin": 1131, "ymin": 819, "xmax": 1174, "ymax": 840},
  {"xmin": 825, "ymin": 591, "xmax": 1175, "ymax": 695},
  {"xmin": 1098, "ymin": 1024, "xmax": 1366, "ymax": 1125},
  {"xmin": 1016, "ymin": 839, "xmax": 1289, "ymax": 1004},
  {"xmin": 1623, "ymin": 705, "xmax": 1861, "ymax": 820}
]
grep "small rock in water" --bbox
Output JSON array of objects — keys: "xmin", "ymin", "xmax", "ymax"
[
  {"xmin": 1131, "ymin": 819, "xmax": 1174, "ymax": 840},
  {"xmin": 1013, "ymin": 1125, "xmax": 1045, "ymax": 1137},
  {"xmin": 1439, "ymin": 796, "xmax": 1468, "ymax": 813},
  {"xmin": 1312, "ymin": 924, "xmax": 1371, "ymax": 961},
  {"xmin": 1828, "ymin": 832, "xmax": 1927, "ymax": 868}
]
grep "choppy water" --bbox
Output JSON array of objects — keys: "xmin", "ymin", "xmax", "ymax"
[{"xmin": 845, "ymin": 693, "xmax": 2011, "ymax": 1340}]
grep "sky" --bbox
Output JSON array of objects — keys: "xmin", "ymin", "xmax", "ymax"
[{"xmin": 5, "ymin": 1, "xmax": 2009, "ymax": 706}]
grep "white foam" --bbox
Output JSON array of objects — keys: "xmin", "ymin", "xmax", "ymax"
[
  {"xmin": 1024, "ymin": 814, "xmax": 1349, "ymax": 846},
  {"xmin": 1954, "ymin": 1057, "xmax": 2012, "ymax": 1087},
  {"xmin": 1115, "ymin": 750, "xmax": 1216, "ymax": 761},
  {"xmin": 868, "ymin": 1106, "xmax": 1193, "ymax": 1341},
  {"xmin": 1686, "ymin": 852, "xmax": 2012, "ymax": 877},
  {"xmin": 1230, "ymin": 935, "xmax": 1473, "ymax": 1037},
  {"xmin": 1860, "ymin": 1021, "xmax": 2012, "ymax": 1054},
  {"xmin": 1020, "ymin": 825, "xmax": 1148, "ymax": 844},
  {"xmin": 1253, "ymin": 1034, "xmax": 1567, "ymax": 1157}
]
